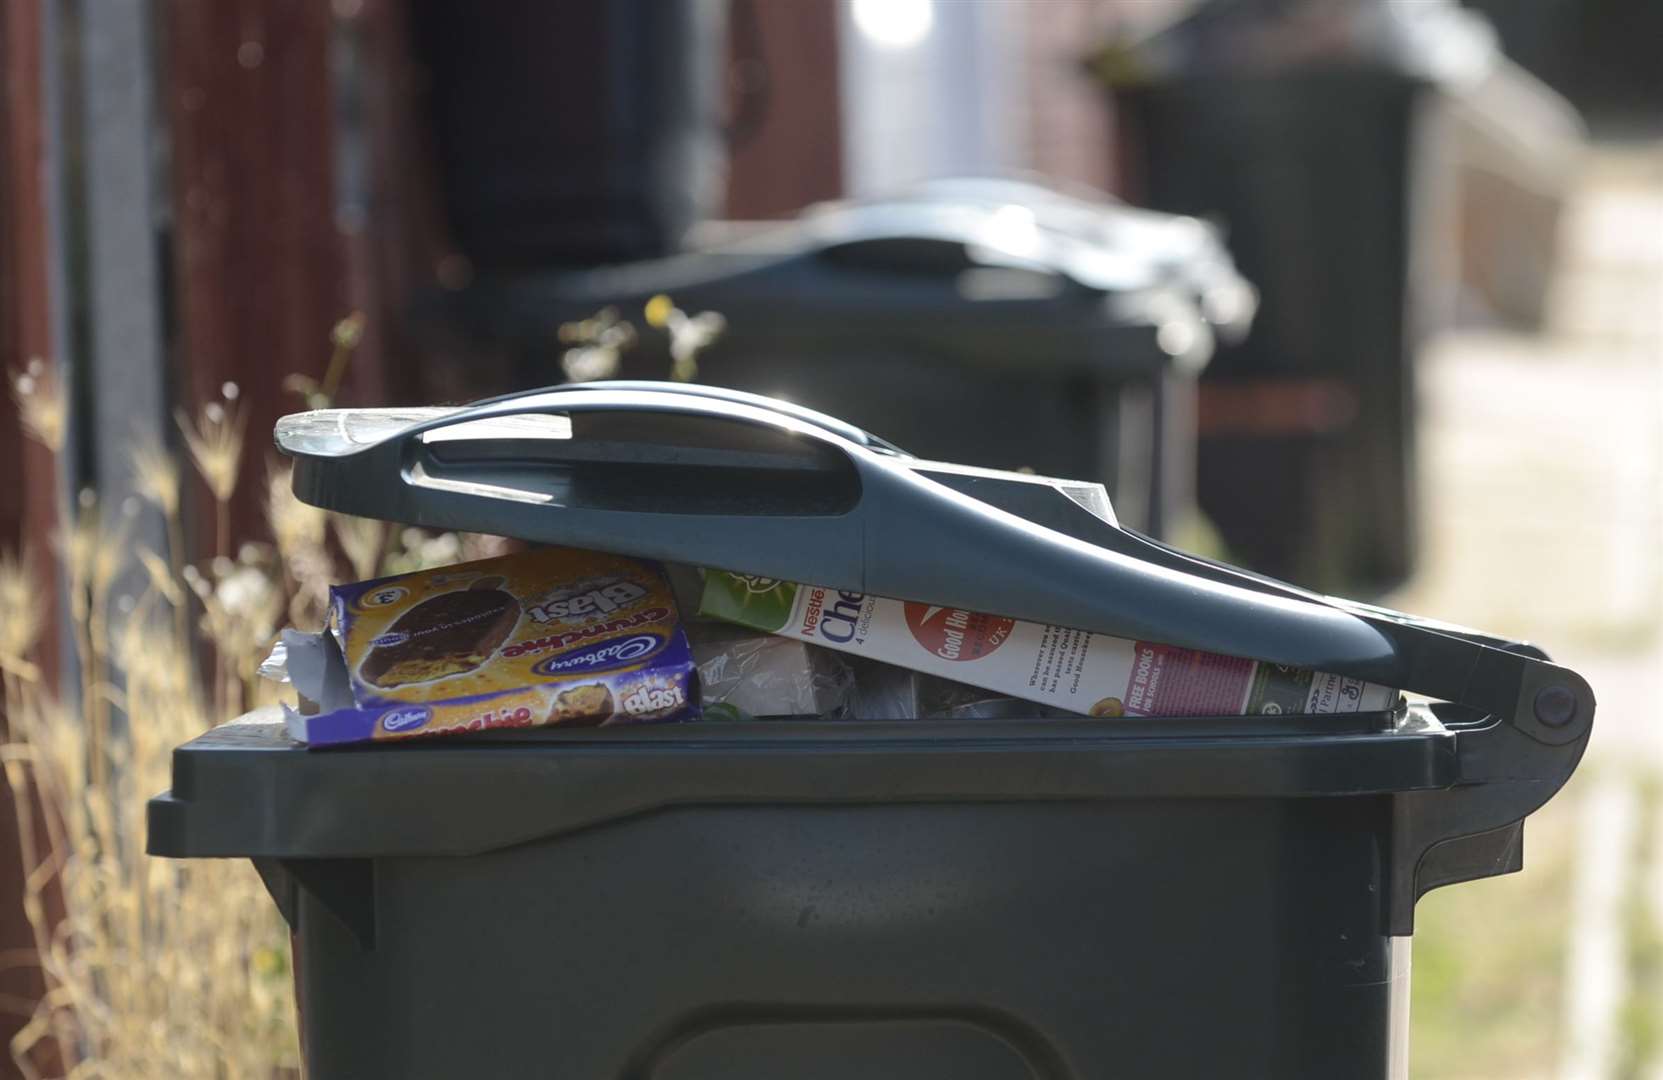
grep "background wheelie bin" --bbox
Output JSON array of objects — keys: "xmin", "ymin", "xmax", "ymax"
[
  {"xmin": 1099, "ymin": 0, "xmax": 1577, "ymax": 590},
  {"xmin": 424, "ymin": 180, "xmax": 1254, "ymax": 539},
  {"xmin": 148, "ymin": 384, "xmax": 1593, "ymax": 1079}
]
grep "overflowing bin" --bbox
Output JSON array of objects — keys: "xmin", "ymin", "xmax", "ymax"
[
  {"xmin": 431, "ymin": 180, "xmax": 1252, "ymax": 538},
  {"xmin": 148, "ymin": 383, "xmax": 1592, "ymax": 1079}
]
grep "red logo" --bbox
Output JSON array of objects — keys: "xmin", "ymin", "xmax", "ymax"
[{"xmin": 903, "ymin": 603, "xmax": 1014, "ymax": 662}]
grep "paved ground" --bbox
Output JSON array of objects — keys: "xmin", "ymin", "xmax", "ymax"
[{"xmin": 1392, "ymin": 142, "xmax": 1663, "ymax": 1079}]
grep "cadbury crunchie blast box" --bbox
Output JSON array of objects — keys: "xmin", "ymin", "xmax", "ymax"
[{"xmin": 282, "ymin": 546, "xmax": 698, "ymax": 745}]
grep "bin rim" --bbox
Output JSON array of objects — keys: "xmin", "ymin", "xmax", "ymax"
[{"xmin": 147, "ymin": 706, "xmax": 1457, "ymax": 862}]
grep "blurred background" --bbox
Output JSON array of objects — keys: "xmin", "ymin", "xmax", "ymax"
[{"xmin": 0, "ymin": 0, "xmax": 1659, "ymax": 1076}]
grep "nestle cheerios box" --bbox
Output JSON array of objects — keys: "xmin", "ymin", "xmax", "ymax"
[{"xmin": 698, "ymin": 571, "xmax": 1397, "ymax": 720}]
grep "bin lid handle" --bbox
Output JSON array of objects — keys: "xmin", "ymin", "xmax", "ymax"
[{"xmin": 465, "ymin": 379, "xmax": 914, "ymax": 456}]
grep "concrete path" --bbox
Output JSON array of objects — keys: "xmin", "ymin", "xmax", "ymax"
[{"xmin": 1399, "ymin": 142, "xmax": 1663, "ymax": 1079}]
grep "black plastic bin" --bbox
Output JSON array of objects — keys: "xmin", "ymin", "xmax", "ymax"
[
  {"xmin": 148, "ymin": 384, "xmax": 1592, "ymax": 1079},
  {"xmin": 407, "ymin": 0, "xmax": 728, "ymax": 268},
  {"xmin": 1100, "ymin": 0, "xmax": 1503, "ymax": 589},
  {"xmin": 1117, "ymin": 68, "xmax": 1433, "ymax": 589},
  {"xmin": 427, "ymin": 181, "xmax": 1252, "ymax": 539}
]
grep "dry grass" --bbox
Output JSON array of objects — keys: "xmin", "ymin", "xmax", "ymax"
[
  {"xmin": 10, "ymin": 361, "xmax": 65, "ymax": 455},
  {"xmin": 0, "ymin": 552, "xmax": 43, "ymax": 685},
  {"xmin": 329, "ymin": 515, "xmax": 384, "ymax": 586},
  {"xmin": 2, "ymin": 395, "xmax": 303, "ymax": 1075},
  {"xmin": 175, "ymin": 385, "xmax": 247, "ymax": 558},
  {"xmin": 2, "ymin": 344, "xmax": 331, "ymax": 1074},
  {"xmin": 129, "ymin": 440, "xmax": 180, "ymax": 523},
  {"xmin": 0, "ymin": 310, "xmax": 658, "ymax": 1074},
  {"xmin": 282, "ymin": 312, "xmax": 364, "ymax": 411},
  {"xmin": 642, "ymin": 293, "xmax": 725, "ymax": 383},
  {"xmin": 0, "ymin": 345, "xmax": 519, "ymax": 1074},
  {"xmin": 0, "ymin": 627, "xmax": 296, "ymax": 1079},
  {"xmin": 558, "ymin": 295, "xmax": 724, "ymax": 384}
]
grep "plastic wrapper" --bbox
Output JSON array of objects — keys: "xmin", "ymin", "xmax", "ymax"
[
  {"xmin": 844, "ymin": 656, "xmax": 925, "ymax": 720},
  {"xmin": 916, "ymin": 676, "xmax": 1081, "ymax": 720},
  {"xmin": 687, "ymin": 619, "xmax": 1036, "ymax": 722},
  {"xmin": 689, "ymin": 624, "xmax": 853, "ymax": 720}
]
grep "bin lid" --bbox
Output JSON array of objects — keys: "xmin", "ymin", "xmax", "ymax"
[
  {"xmin": 429, "ymin": 185, "xmax": 1239, "ymax": 379},
  {"xmin": 277, "ymin": 381, "xmax": 1592, "ymax": 739},
  {"xmin": 890, "ymin": 177, "xmax": 1258, "ymax": 341}
]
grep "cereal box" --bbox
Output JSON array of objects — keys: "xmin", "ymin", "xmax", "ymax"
[
  {"xmin": 284, "ymin": 547, "xmax": 699, "ymax": 745},
  {"xmin": 698, "ymin": 571, "xmax": 1398, "ymax": 719}
]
